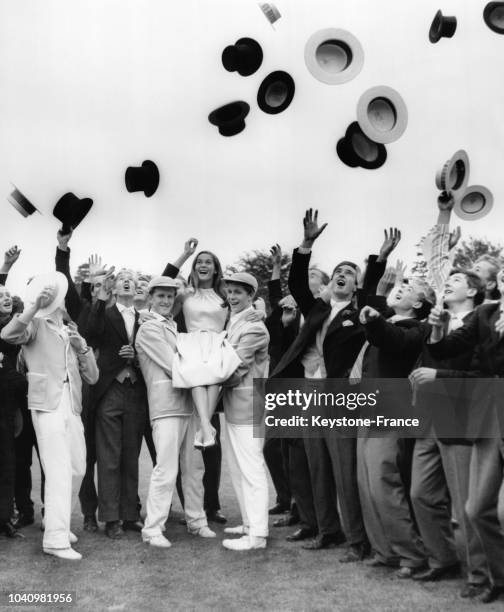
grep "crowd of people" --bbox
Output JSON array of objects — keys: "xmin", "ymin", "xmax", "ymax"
[{"xmin": 0, "ymin": 195, "xmax": 503, "ymax": 604}]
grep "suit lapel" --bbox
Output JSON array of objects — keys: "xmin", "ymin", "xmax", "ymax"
[
  {"xmin": 110, "ymin": 305, "xmax": 129, "ymax": 343},
  {"xmin": 325, "ymin": 304, "xmax": 354, "ymax": 340}
]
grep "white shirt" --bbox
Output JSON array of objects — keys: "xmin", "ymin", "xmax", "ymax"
[
  {"xmin": 116, "ymin": 302, "xmax": 136, "ymax": 342},
  {"xmin": 448, "ymin": 310, "xmax": 472, "ymax": 333}
]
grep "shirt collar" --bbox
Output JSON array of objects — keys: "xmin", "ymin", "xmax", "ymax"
[{"xmin": 116, "ymin": 302, "xmax": 135, "ymax": 314}]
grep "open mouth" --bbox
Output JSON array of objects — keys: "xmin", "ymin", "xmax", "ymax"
[{"xmin": 335, "ymin": 278, "xmax": 346, "ymax": 287}]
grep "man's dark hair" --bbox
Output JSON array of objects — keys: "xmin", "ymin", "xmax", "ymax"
[{"xmin": 449, "ymin": 268, "xmax": 485, "ymax": 306}]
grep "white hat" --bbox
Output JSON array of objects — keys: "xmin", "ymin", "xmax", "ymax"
[
  {"xmin": 147, "ymin": 276, "xmax": 179, "ymax": 293},
  {"xmin": 223, "ymin": 272, "xmax": 258, "ymax": 295},
  {"xmin": 356, "ymin": 86, "xmax": 408, "ymax": 144},
  {"xmin": 304, "ymin": 28, "xmax": 364, "ymax": 85},
  {"xmin": 25, "ymin": 272, "xmax": 68, "ymax": 318},
  {"xmin": 454, "ymin": 185, "xmax": 494, "ymax": 221},
  {"xmin": 435, "ymin": 150, "xmax": 470, "ymax": 199}
]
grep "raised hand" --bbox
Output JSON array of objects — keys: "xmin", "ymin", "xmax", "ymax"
[
  {"xmin": 378, "ymin": 228, "xmax": 402, "ymax": 262},
  {"xmin": 428, "ymin": 305, "xmax": 449, "ymax": 329},
  {"xmin": 96, "ymin": 267, "xmax": 116, "ymax": 301},
  {"xmin": 3, "ymin": 245, "xmax": 21, "ymax": 268},
  {"xmin": 395, "ymin": 259, "xmax": 407, "ymax": 286},
  {"xmin": 437, "ymin": 191, "xmax": 455, "ymax": 212},
  {"xmin": 88, "ymin": 254, "xmax": 108, "ymax": 281},
  {"xmin": 57, "ymin": 228, "xmax": 73, "ymax": 251},
  {"xmin": 270, "ymin": 244, "xmax": 282, "ymax": 267},
  {"xmin": 376, "ymin": 267, "xmax": 397, "ymax": 297},
  {"xmin": 448, "ymin": 226, "xmax": 461, "ymax": 250},
  {"xmin": 184, "ymin": 238, "xmax": 199, "ymax": 256},
  {"xmin": 302, "ymin": 208, "xmax": 328, "ymax": 247},
  {"xmin": 359, "ymin": 305, "xmax": 380, "ymax": 324},
  {"xmin": 67, "ymin": 322, "xmax": 87, "ymax": 352}
]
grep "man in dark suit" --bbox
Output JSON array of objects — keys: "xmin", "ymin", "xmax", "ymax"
[
  {"xmin": 271, "ymin": 209, "xmax": 369, "ymax": 557},
  {"xmin": 86, "ymin": 269, "xmax": 147, "ymax": 539},
  {"xmin": 427, "ymin": 268, "xmax": 504, "ymax": 604}
]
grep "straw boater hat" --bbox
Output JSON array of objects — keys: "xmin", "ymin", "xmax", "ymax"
[
  {"xmin": 429, "ymin": 10, "xmax": 457, "ymax": 43},
  {"xmin": 147, "ymin": 276, "xmax": 179, "ymax": 293},
  {"xmin": 25, "ymin": 272, "xmax": 68, "ymax": 318},
  {"xmin": 483, "ymin": 2, "xmax": 504, "ymax": 34},
  {"xmin": 304, "ymin": 28, "xmax": 364, "ymax": 85},
  {"xmin": 258, "ymin": 2, "xmax": 281, "ymax": 27},
  {"xmin": 223, "ymin": 272, "xmax": 258, "ymax": 296},
  {"xmin": 208, "ymin": 101, "xmax": 250, "ymax": 137},
  {"xmin": 53, "ymin": 192, "xmax": 93, "ymax": 234},
  {"xmin": 8, "ymin": 185, "xmax": 40, "ymax": 218},
  {"xmin": 125, "ymin": 160, "xmax": 160, "ymax": 197},
  {"xmin": 356, "ymin": 86, "xmax": 408, "ymax": 145},
  {"xmin": 435, "ymin": 150, "xmax": 470, "ymax": 200},
  {"xmin": 257, "ymin": 71, "xmax": 295, "ymax": 114},
  {"xmin": 454, "ymin": 186, "xmax": 494, "ymax": 221}
]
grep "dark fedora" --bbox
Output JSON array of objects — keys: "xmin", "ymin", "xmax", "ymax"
[
  {"xmin": 125, "ymin": 160, "xmax": 159, "ymax": 197},
  {"xmin": 257, "ymin": 71, "xmax": 295, "ymax": 114},
  {"xmin": 7, "ymin": 185, "xmax": 40, "ymax": 218},
  {"xmin": 337, "ymin": 122, "xmax": 387, "ymax": 170},
  {"xmin": 484, "ymin": 2, "xmax": 504, "ymax": 34},
  {"xmin": 208, "ymin": 101, "xmax": 250, "ymax": 137},
  {"xmin": 53, "ymin": 192, "xmax": 93, "ymax": 234},
  {"xmin": 222, "ymin": 37, "xmax": 263, "ymax": 77},
  {"xmin": 429, "ymin": 10, "xmax": 457, "ymax": 43}
]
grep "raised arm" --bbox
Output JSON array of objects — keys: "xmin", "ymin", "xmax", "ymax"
[
  {"xmin": 55, "ymin": 230, "xmax": 82, "ymax": 321},
  {"xmin": 0, "ymin": 245, "xmax": 22, "ymax": 285},
  {"xmin": 268, "ymin": 244, "xmax": 283, "ymax": 310},
  {"xmin": 162, "ymin": 238, "xmax": 198, "ymax": 276}
]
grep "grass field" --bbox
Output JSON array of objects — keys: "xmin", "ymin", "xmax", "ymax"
[{"xmin": 0, "ymin": 422, "xmax": 501, "ymax": 612}]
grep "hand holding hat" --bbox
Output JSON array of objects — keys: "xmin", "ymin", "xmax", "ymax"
[{"xmin": 34, "ymin": 285, "xmax": 58, "ymax": 312}]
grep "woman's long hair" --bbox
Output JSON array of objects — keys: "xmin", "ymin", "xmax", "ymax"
[{"xmin": 189, "ymin": 251, "xmax": 227, "ymax": 303}]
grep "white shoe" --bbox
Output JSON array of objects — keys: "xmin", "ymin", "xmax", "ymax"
[
  {"xmin": 222, "ymin": 536, "xmax": 267, "ymax": 551},
  {"xmin": 224, "ymin": 525, "xmax": 249, "ymax": 535},
  {"xmin": 69, "ymin": 532, "xmax": 78, "ymax": 544},
  {"xmin": 43, "ymin": 547, "xmax": 82, "ymax": 561},
  {"xmin": 144, "ymin": 534, "xmax": 172, "ymax": 549},
  {"xmin": 188, "ymin": 525, "xmax": 216, "ymax": 538}
]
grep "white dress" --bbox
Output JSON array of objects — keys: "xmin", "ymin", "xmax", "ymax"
[{"xmin": 172, "ymin": 288, "xmax": 241, "ymax": 388}]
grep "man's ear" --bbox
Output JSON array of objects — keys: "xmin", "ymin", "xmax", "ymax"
[
  {"xmin": 467, "ymin": 287, "xmax": 477, "ymax": 299},
  {"xmin": 412, "ymin": 299, "xmax": 423, "ymax": 311},
  {"xmin": 487, "ymin": 280, "xmax": 497, "ymax": 293}
]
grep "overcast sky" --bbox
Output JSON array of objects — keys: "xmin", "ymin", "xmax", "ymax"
[{"xmin": 1, "ymin": 0, "xmax": 503, "ymax": 296}]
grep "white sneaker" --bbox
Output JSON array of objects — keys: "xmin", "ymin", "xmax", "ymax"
[
  {"xmin": 188, "ymin": 525, "xmax": 216, "ymax": 538},
  {"xmin": 43, "ymin": 547, "xmax": 82, "ymax": 561},
  {"xmin": 69, "ymin": 532, "xmax": 78, "ymax": 544},
  {"xmin": 222, "ymin": 536, "xmax": 267, "ymax": 551},
  {"xmin": 144, "ymin": 534, "xmax": 172, "ymax": 549},
  {"xmin": 224, "ymin": 525, "xmax": 249, "ymax": 535}
]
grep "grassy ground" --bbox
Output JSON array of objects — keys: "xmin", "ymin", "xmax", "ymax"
[{"xmin": 0, "ymin": 422, "xmax": 501, "ymax": 612}]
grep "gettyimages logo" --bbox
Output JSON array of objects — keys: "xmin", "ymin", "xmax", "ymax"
[{"xmin": 264, "ymin": 389, "xmax": 378, "ymax": 411}]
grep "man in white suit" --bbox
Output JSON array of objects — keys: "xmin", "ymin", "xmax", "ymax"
[
  {"xmin": 1, "ymin": 272, "xmax": 98, "ymax": 560},
  {"xmin": 135, "ymin": 276, "xmax": 214, "ymax": 548},
  {"xmin": 221, "ymin": 272, "xmax": 270, "ymax": 551}
]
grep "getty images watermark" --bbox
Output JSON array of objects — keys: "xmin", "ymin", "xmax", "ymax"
[{"xmin": 252, "ymin": 378, "xmax": 504, "ymax": 439}]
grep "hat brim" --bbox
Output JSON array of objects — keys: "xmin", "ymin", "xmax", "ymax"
[
  {"xmin": 435, "ymin": 150, "xmax": 470, "ymax": 196},
  {"xmin": 483, "ymin": 2, "xmax": 504, "ymax": 34},
  {"xmin": 454, "ymin": 185, "xmax": 494, "ymax": 221},
  {"xmin": 53, "ymin": 194, "xmax": 93, "ymax": 230},
  {"xmin": 304, "ymin": 28, "xmax": 364, "ymax": 85},
  {"xmin": 141, "ymin": 160, "xmax": 160, "ymax": 197},
  {"xmin": 336, "ymin": 138, "xmax": 360, "ymax": 168},
  {"xmin": 356, "ymin": 86, "xmax": 408, "ymax": 144},
  {"xmin": 257, "ymin": 71, "xmax": 295, "ymax": 114},
  {"xmin": 25, "ymin": 272, "xmax": 68, "ymax": 318},
  {"xmin": 429, "ymin": 11, "xmax": 457, "ymax": 43},
  {"xmin": 8, "ymin": 186, "xmax": 39, "ymax": 217},
  {"xmin": 258, "ymin": 2, "xmax": 281, "ymax": 26},
  {"xmin": 223, "ymin": 276, "xmax": 258, "ymax": 294},
  {"xmin": 208, "ymin": 101, "xmax": 250, "ymax": 137},
  {"xmin": 344, "ymin": 122, "xmax": 387, "ymax": 170},
  {"xmin": 222, "ymin": 37, "xmax": 263, "ymax": 76}
]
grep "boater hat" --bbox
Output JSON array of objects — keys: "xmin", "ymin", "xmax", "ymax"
[
  {"xmin": 53, "ymin": 192, "xmax": 93, "ymax": 234},
  {"xmin": 257, "ymin": 71, "xmax": 295, "ymax": 114},
  {"xmin": 435, "ymin": 150, "xmax": 470, "ymax": 199},
  {"xmin": 125, "ymin": 160, "xmax": 160, "ymax": 197},
  {"xmin": 483, "ymin": 2, "xmax": 504, "ymax": 34},
  {"xmin": 208, "ymin": 101, "xmax": 250, "ymax": 137},
  {"xmin": 454, "ymin": 185, "xmax": 494, "ymax": 221},
  {"xmin": 25, "ymin": 272, "xmax": 68, "ymax": 318},
  {"xmin": 222, "ymin": 38, "xmax": 263, "ymax": 77},
  {"xmin": 337, "ymin": 122, "xmax": 387, "ymax": 170},
  {"xmin": 147, "ymin": 276, "xmax": 179, "ymax": 293},
  {"xmin": 356, "ymin": 86, "xmax": 408, "ymax": 144},
  {"xmin": 7, "ymin": 185, "xmax": 40, "ymax": 218},
  {"xmin": 429, "ymin": 10, "xmax": 457, "ymax": 43},
  {"xmin": 224, "ymin": 272, "xmax": 258, "ymax": 295},
  {"xmin": 304, "ymin": 28, "xmax": 364, "ymax": 85},
  {"xmin": 258, "ymin": 2, "xmax": 281, "ymax": 27}
]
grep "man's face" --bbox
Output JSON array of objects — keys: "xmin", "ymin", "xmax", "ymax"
[
  {"xmin": 226, "ymin": 283, "xmax": 252, "ymax": 313},
  {"xmin": 134, "ymin": 280, "xmax": 150, "ymax": 305},
  {"xmin": 113, "ymin": 271, "xmax": 137, "ymax": 298},
  {"xmin": 331, "ymin": 265, "xmax": 357, "ymax": 300},
  {"xmin": 0, "ymin": 285, "xmax": 13, "ymax": 315},
  {"xmin": 150, "ymin": 288, "xmax": 176, "ymax": 317},
  {"xmin": 471, "ymin": 260, "xmax": 497, "ymax": 293},
  {"xmin": 443, "ymin": 273, "xmax": 474, "ymax": 305},
  {"xmin": 387, "ymin": 282, "xmax": 421, "ymax": 312},
  {"xmin": 308, "ymin": 268, "xmax": 325, "ymax": 296}
]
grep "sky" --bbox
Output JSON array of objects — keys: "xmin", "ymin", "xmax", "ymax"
[{"xmin": 1, "ymin": 0, "xmax": 503, "ymax": 297}]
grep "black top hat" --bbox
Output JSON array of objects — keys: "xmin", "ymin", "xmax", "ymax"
[
  {"xmin": 208, "ymin": 101, "xmax": 250, "ymax": 137},
  {"xmin": 7, "ymin": 186, "xmax": 40, "ymax": 218},
  {"xmin": 484, "ymin": 2, "xmax": 504, "ymax": 34},
  {"xmin": 429, "ymin": 10, "xmax": 457, "ymax": 43},
  {"xmin": 337, "ymin": 122, "xmax": 387, "ymax": 170},
  {"xmin": 125, "ymin": 160, "xmax": 160, "ymax": 197},
  {"xmin": 222, "ymin": 38, "xmax": 263, "ymax": 77},
  {"xmin": 257, "ymin": 71, "xmax": 295, "ymax": 115},
  {"xmin": 53, "ymin": 192, "xmax": 93, "ymax": 234}
]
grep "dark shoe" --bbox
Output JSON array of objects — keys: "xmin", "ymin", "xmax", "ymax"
[
  {"xmin": 395, "ymin": 566, "xmax": 426, "ymax": 579},
  {"xmin": 83, "ymin": 515, "xmax": 98, "ymax": 533},
  {"xmin": 460, "ymin": 583, "xmax": 488, "ymax": 599},
  {"xmin": 11, "ymin": 513, "xmax": 34, "ymax": 529},
  {"xmin": 274, "ymin": 514, "xmax": 299, "ymax": 528},
  {"xmin": 122, "ymin": 520, "xmax": 144, "ymax": 532},
  {"xmin": 340, "ymin": 541, "xmax": 371, "ymax": 563},
  {"xmin": 302, "ymin": 532, "xmax": 346, "ymax": 550},
  {"xmin": 0, "ymin": 521, "xmax": 25, "ymax": 539},
  {"xmin": 412, "ymin": 563, "xmax": 460, "ymax": 582},
  {"xmin": 206, "ymin": 510, "xmax": 227, "ymax": 524},
  {"xmin": 105, "ymin": 521, "xmax": 123, "ymax": 539},
  {"xmin": 286, "ymin": 528, "xmax": 317, "ymax": 542},
  {"xmin": 365, "ymin": 556, "xmax": 387, "ymax": 568},
  {"xmin": 477, "ymin": 586, "xmax": 504, "ymax": 604},
  {"xmin": 269, "ymin": 503, "xmax": 290, "ymax": 515}
]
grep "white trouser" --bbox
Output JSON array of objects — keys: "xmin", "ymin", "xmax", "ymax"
[
  {"xmin": 142, "ymin": 414, "xmax": 206, "ymax": 538},
  {"xmin": 31, "ymin": 383, "xmax": 86, "ymax": 549},
  {"xmin": 224, "ymin": 421, "xmax": 269, "ymax": 538}
]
